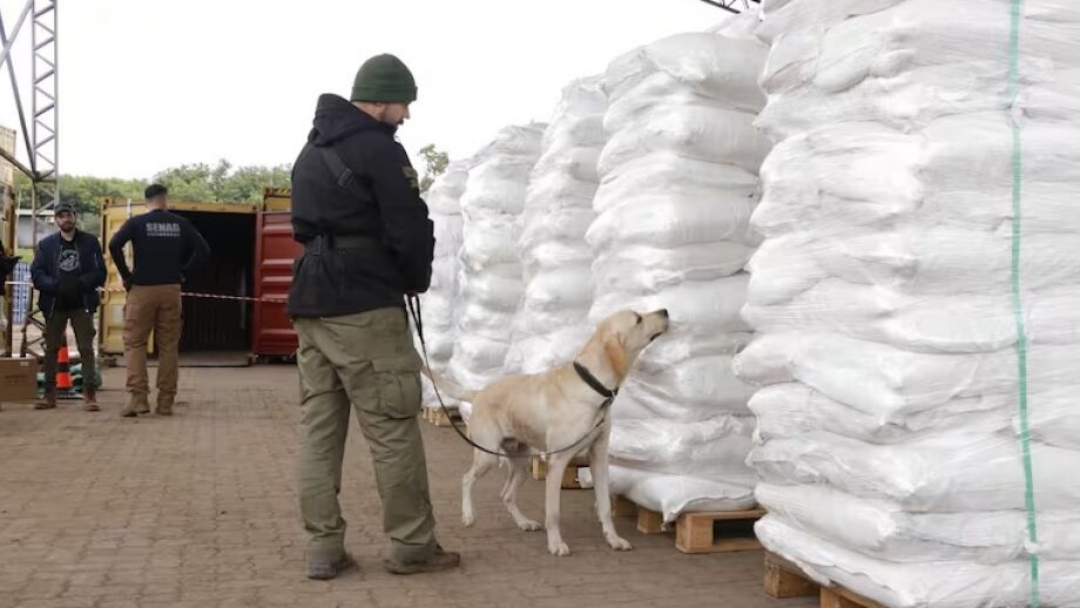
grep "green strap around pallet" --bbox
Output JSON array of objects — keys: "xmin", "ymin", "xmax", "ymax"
[{"xmin": 1006, "ymin": 0, "xmax": 1040, "ymax": 606}]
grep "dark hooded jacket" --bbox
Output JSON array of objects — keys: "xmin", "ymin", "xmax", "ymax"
[{"xmin": 287, "ymin": 94, "xmax": 435, "ymax": 318}]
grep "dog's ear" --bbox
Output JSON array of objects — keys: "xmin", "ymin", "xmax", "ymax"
[{"xmin": 603, "ymin": 333, "xmax": 629, "ymax": 379}]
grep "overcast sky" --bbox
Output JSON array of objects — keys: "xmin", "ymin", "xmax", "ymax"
[{"xmin": 0, "ymin": 0, "xmax": 727, "ymax": 180}]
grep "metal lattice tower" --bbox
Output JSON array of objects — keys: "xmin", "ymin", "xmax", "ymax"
[
  {"xmin": 697, "ymin": 0, "xmax": 761, "ymax": 13},
  {"xmin": 19, "ymin": 0, "xmax": 59, "ymax": 357},
  {"xmin": 0, "ymin": 0, "xmax": 58, "ymax": 357},
  {"xmin": 32, "ymin": 0, "xmax": 58, "ymax": 235}
]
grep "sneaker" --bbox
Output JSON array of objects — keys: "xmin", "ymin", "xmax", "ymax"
[
  {"xmin": 383, "ymin": 545, "xmax": 461, "ymax": 575},
  {"xmin": 306, "ymin": 553, "xmax": 357, "ymax": 581}
]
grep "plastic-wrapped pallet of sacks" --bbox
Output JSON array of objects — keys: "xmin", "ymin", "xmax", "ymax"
[
  {"xmin": 447, "ymin": 123, "xmax": 545, "ymax": 417},
  {"xmin": 585, "ymin": 11, "xmax": 772, "ymax": 523},
  {"xmin": 732, "ymin": 1, "xmax": 1080, "ymax": 606},
  {"xmin": 418, "ymin": 160, "xmax": 469, "ymax": 412},
  {"xmin": 503, "ymin": 77, "xmax": 608, "ymax": 376}
]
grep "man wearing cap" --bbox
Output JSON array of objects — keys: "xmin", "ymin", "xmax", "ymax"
[
  {"xmin": 109, "ymin": 184, "xmax": 210, "ymax": 418},
  {"xmin": 30, "ymin": 201, "xmax": 107, "ymax": 411},
  {"xmin": 288, "ymin": 53, "xmax": 454, "ymax": 580}
]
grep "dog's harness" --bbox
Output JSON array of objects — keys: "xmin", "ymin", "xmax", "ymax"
[{"xmin": 407, "ymin": 294, "xmax": 615, "ymax": 460}]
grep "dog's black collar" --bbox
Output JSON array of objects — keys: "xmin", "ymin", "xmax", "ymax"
[{"xmin": 573, "ymin": 361, "xmax": 618, "ymax": 407}]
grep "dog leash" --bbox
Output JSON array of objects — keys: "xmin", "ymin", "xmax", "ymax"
[{"xmin": 406, "ymin": 293, "xmax": 612, "ymax": 460}]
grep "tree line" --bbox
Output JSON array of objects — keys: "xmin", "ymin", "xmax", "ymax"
[
  {"xmin": 12, "ymin": 160, "xmax": 292, "ymax": 217},
  {"xmin": 11, "ymin": 146, "xmax": 450, "ymax": 218}
]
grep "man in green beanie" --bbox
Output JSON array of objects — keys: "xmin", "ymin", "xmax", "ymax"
[{"xmin": 288, "ymin": 53, "xmax": 457, "ymax": 580}]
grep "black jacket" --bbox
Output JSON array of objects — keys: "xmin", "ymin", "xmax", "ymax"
[
  {"xmin": 31, "ymin": 230, "xmax": 107, "ymax": 314},
  {"xmin": 287, "ymin": 94, "xmax": 435, "ymax": 318}
]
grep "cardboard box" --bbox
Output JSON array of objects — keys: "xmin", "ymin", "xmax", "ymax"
[{"xmin": 0, "ymin": 357, "xmax": 39, "ymax": 401}]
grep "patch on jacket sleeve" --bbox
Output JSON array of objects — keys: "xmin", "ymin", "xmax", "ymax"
[{"xmin": 402, "ymin": 166, "xmax": 420, "ymax": 191}]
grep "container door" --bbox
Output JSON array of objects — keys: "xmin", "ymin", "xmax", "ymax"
[
  {"xmin": 252, "ymin": 211, "xmax": 301, "ymax": 356},
  {"xmin": 99, "ymin": 201, "xmax": 149, "ymax": 355}
]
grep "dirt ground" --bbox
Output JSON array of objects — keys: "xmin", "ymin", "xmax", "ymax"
[{"xmin": 0, "ymin": 365, "xmax": 815, "ymax": 608}]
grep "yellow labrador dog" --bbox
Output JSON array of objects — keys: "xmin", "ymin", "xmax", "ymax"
[{"xmin": 428, "ymin": 308, "xmax": 669, "ymax": 556}]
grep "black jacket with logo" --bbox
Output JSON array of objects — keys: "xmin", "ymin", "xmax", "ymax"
[
  {"xmin": 287, "ymin": 94, "xmax": 435, "ymax": 318},
  {"xmin": 107, "ymin": 209, "xmax": 211, "ymax": 287},
  {"xmin": 31, "ymin": 230, "xmax": 106, "ymax": 314}
]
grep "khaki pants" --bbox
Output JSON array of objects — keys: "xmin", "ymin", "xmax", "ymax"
[
  {"xmin": 295, "ymin": 307, "xmax": 437, "ymax": 565},
  {"xmin": 124, "ymin": 284, "xmax": 182, "ymax": 408},
  {"xmin": 44, "ymin": 308, "xmax": 96, "ymax": 391}
]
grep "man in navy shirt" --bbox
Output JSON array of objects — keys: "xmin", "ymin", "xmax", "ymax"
[{"xmin": 108, "ymin": 184, "xmax": 209, "ymax": 418}]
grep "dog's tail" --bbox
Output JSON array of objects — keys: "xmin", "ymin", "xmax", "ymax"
[{"xmin": 421, "ymin": 366, "xmax": 478, "ymax": 403}]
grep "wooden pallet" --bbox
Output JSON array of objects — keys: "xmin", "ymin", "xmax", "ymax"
[
  {"xmin": 531, "ymin": 456, "xmax": 589, "ymax": 489},
  {"xmin": 613, "ymin": 495, "xmax": 764, "ymax": 554},
  {"xmin": 765, "ymin": 552, "xmax": 889, "ymax": 608},
  {"xmin": 422, "ymin": 406, "xmax": 461, "ymax": 427}
]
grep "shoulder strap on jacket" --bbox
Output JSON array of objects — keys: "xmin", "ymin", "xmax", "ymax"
[{"xmin": 317, "ymin": 144, "xmax": 367, "ymax": 200}]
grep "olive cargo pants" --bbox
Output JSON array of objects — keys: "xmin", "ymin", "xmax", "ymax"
[
  {"xmin": 124, "ymin": 284, "xmax": 182, "ymax": 408},
  {"xmin": 43, "ymin": 308, "xmax": 96, "ymax": 391},
  {"xmin": 295, "ymin": 307, "xmax": 438, "ymax": 565}
]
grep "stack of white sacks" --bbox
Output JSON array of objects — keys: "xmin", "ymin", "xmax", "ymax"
[
  {"xmin": 585, "ymin": 13, "xmax": 773, "ymax": 522},
  {"xmin": 734, "ymin": 1, "xmax": 1080, "ymax": 606},
  {"xmin": 419, "ymin": 161, "xmax": 469, "ymax": 412},
  {"xmin": 504, "ymin": 77, "xmax": 608, "ymax": 375},
  {"xmin": 447, "ymin": 124, "xmax": 545, "ymax": 417}
]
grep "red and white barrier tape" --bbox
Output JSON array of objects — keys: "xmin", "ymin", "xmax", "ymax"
[
  {"xmin": 103, "ymin": 287, "xmax": 288, "ymax": 303},
  {"xmin": 5, "ymin": 281, "xmax": 288, "ymax": 304}
]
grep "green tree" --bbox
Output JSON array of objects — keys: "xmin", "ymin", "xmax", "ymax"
[
  {"xmin": 59, "ymin": 175, "xmax": 144, "ymax": 211},
  {"xmin": 13, "ymin": 170, "xmax": 142, "ymax": 210},
  {"xmin": 153, "ymin": 159, "xmax": 292, "ymax": 203},
  {"xmin": 152, "ymin": 162, "xmax": 217, "ymax": 202},
  {"xmin": 417, "ymin": 144, "xmax": 449, "ymax": 194},
  {"xmin": 8, "ymin": 158, "xmax": 294, "ymax": 226},
  {"xmin": 11, "ymin": 172, "xmax": 143, "ymax": 237},
  {"xmin": 215, "ymin": 163, "xmax": 292, "ymax": 203}
]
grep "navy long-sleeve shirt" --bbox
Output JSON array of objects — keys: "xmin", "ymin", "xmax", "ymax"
[{"xmin": 108, "ymin": 209, "xmax": 211, "ymax": 286}]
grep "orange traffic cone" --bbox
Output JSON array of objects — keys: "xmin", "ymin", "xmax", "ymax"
[{"xmin": 57, "ymin": 346, "xmax": 73, "ymax": 396}]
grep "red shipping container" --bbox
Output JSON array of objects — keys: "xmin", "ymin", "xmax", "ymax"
[{"xmin": 253, "ymin": 190, "xmax": 301, "ymax": 358}]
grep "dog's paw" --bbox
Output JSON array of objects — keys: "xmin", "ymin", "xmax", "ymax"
[
  {"xmin": 518, "ymin": 519, "xmax": 542, "ymax": 532},
  {"xmin": 607, "ymin": 535, "xmax": 633, "ymax": 551},
  {"xmin": 548, "ymin": 541, "xmax": 571, "ymax": 557},
  {"xmin": 462, "ymin": 514, "xmax": 476, "ymax": 528}
]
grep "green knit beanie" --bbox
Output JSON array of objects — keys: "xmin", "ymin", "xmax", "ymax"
[{"xmin": 350, "ymin": 54, "xmax": 418, "ymax": 103}]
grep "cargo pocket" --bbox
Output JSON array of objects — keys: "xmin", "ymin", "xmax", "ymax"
[{"xmin": 372, "ymin": 352, "xmax": 423, "ymax": 419}]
